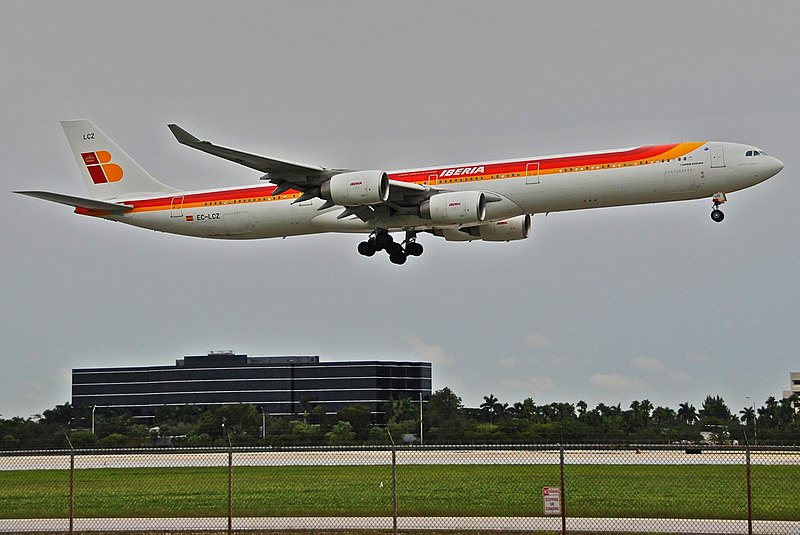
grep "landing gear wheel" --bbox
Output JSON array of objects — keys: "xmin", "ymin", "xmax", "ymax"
[
  {"xmin": 405, "ymin": 241, "xmax": 423, "ymax": 257},
  {"xmin": 374, "ymin": 232, "xmax": 393, "ymax": 250},
  {"xmin": 357, "ymin": 240, "xmax": 376, "ymax": 257},
  {"xmin": 711, "ymin": 209, "xmax": 725, "ymax": 223},
  {"xmin": 389, "ymin": 252, "xmax": 407, "ymax": 265},
  {"xmin": 386, "ymin": 242, "xmax": 403, "ymax": 256}
]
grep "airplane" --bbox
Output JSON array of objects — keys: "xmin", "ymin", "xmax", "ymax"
[{"xmin": 16, "ymin": 119, "xmax": 783, "ymax": 264}]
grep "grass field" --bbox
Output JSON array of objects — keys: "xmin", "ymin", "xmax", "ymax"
[{"xmin": 1, "ymin": 464, "xmax": 797, "ymax": 520}]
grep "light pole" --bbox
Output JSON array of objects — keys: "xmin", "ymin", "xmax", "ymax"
[{"xmin": 91, "ymin": 405, "xmax": 97, "ymax": 435}]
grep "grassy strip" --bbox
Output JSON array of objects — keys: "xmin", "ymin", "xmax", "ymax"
[{"xmin": 0, "ymin": 464, "xmax": 797, "ymax": 520}]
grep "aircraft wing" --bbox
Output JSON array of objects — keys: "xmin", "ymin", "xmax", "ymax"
[
  {"xmin": 15, "ymin": 191, "xmax": 133, "ymax": 213},
  {"xmin": 168, "ymin": 124, "xmax": 335, "ymax": 186},
  {"xmin": 168, "ymin": 124, "xmax": 438, "ymax": 214}
]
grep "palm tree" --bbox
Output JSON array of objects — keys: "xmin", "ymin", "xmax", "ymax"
[
  {"xmin": 759, "ymin": 396, "xmax": 778, "ymax": 428},
  {"xmin": 554, "ymin": 402, "xmax": 576, "ymax": 421},
  {"xmin": 516, "ymin": 397, "xmax": 537, "ymax": 421},
  {"xmin": 640, "ymin": 399, "xmax": 654, "ymax": 428},
  {"xmin": 678, "ymin": 402, "xmax": 698, "ymax": 426},
  {"xmin": 576, "ymin": 400, "xmax": 588, "ymax": 419},
  {"xmin": 480, "ymin": 394, "xmax": 500, "ymax": 423},
  {"xmin": 739, "ymin": 406, "xmax": 756, "ymax": 429},
  {"xmin": 652, "ymin": 406, "xmax": 676, "ymax": 427}
]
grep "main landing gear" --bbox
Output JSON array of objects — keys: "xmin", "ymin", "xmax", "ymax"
[
  {"xmin": 358, "ymin": 230, "xmax": 423, "ymax": 265},
  {"xmin": 710, "ymin": 192, "xmax": 727, "ymax": 223}
]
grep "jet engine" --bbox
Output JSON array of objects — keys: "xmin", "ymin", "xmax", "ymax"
[
  {"xmin": 433, "ymin": 214, "xmax": 532, "ymax": 242},
  {"xmin": 321, "ymin": 170, "xmax": 389, "ymax": 206},
  {"xmin": 473, "ymin": 214, "xmax": 531, "ymax": 241},
  {"xmin": 419, "ymin": 190, "xmax": 486, "ymax": 225}
]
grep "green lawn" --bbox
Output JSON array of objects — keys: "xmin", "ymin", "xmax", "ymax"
[{"xmin": 0, "ymin": 464, "xmax": 797, "ymax": 520}]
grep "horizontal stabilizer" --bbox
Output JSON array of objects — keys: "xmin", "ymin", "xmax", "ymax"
[{"xmin": 15, "ymin": 191, "xmax": 133, "ymax": 213}]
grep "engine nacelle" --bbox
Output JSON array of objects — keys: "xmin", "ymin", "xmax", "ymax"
[
  {"xmin": 420, "ymin": 190, "xmax": 486, "ymax": 225},
  {"xmin": 321, "ymin": 170, "xmax": 389, "ymax": 206},
  {"xmin": 433, "ymin": 214, "xmax": 531, "ymax": 242},
  {"xmin": 474, "ymin": 214, "xmax": 531, "ymax": 241}
]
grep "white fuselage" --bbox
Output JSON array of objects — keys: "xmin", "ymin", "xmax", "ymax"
[{"xmin": 102, "ymin": 141, "xmax": 781, "ymax": 239}]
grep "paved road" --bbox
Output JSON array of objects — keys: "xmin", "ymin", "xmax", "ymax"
[
  {"xmin": 2, "ymin": 516, "xmax": 799, "ymax": 534},
  {"xmin": 2, "ymin": 449, "xmax": 799, "ymax": 470}
]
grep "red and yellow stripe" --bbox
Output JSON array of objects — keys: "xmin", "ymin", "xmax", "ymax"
[{"xmin": 77, "ymin": 142, "xmax": 705, "ymax": 217}]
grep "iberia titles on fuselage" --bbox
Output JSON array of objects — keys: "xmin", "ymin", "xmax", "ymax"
[{"xmin": 15, "ymin": 120, "xmax": 783, "ymax": 265}]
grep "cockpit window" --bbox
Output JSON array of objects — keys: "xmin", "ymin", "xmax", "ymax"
[
  {"xmin": 746, "ymin": 150, "xmax": 753, "ymax": 156},
  {"xmin": 745, "ymin": 150, "xmax": 767, "ymax": 157}
]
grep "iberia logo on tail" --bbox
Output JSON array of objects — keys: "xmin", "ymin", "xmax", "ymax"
[{"xmin": 81, "ymin": 151, "xmax": 123, "ymax": 184}]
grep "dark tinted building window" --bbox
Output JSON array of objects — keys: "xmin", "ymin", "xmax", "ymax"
[{"xmin": 72, "ymin": 353, "xmax": 431, "ymax": 423}]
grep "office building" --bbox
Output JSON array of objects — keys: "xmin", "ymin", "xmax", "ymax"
[
  {"xmin": 72, "ymin": 351, "xmax": 431, "ymax": 422},
  {"xmin": 783, "ymin": 372, "xmax": 800, "ymax": 399}
]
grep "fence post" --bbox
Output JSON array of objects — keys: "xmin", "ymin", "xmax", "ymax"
[
  {"xmin": 387, "ymin": 430, "xmax": 398, "ymax": 535},
  {"xmin": 392, "ymin": 446, "xmax": 398, "ymax": 535},
  {"xmin": 559, "ymin": 443, "xmax": 566, "ymax": 535},
  {"xmin": 228, "ymin": 438, "xmax": 233, "ymax": 535},
  {"xmin": 745, "ymin": 437, "xmax": 753, "ymax": 535},
  {"xmin": 66, "ymin": 436, "xmax": 74, "ymax": 535}
]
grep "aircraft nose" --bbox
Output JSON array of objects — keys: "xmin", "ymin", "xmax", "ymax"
[{"xmin": 768, "ymin": 156, "xmax": 784, "ymax": 177}]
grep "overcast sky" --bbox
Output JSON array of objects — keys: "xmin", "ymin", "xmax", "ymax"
[{"xmin": 2, "ymin": 1, "xmax": 798, "ymax": 419}]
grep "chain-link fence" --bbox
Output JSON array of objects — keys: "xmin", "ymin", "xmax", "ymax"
[{"xmin": 1, "ymin": 444, "xmax": 798, "ymax": 534}]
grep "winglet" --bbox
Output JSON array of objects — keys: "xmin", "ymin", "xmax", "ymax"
[{"xmin": 168, "ymin": 124, "xmax": 202, "ymax": 145}]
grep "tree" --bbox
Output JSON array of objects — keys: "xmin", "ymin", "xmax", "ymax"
[
  {"xmin": 297, "ymin": 397, "xmax": 316, "ymax": 424},
  {"xmin": 288, "ymin": 420, "xmax": 320, "ymax": 443},
  {"xmin": 511, "ymin": 398, "xmax": 537, "ymax": 422},
  {"xmin": 552, "ymin": 402, "xmax": 576, "ymax": 421},
  {"xmin": 627, "ymin": 400, "xmax": 653, "ymax": 430},
  {"xmin": 335, "ymin": 405, "xmax": 372, "ymax": 440},
  {"xmin": 652, "ymin": 406, "xmax": 676, "ymax": 428},
  {"xmin": 678, "ymin": 402, "xmax": 698, "ymax": 426},
  {"xmin": 739, "ymin": 406, "xmax": 756, "ymax": 428},
  {"xmin": 426, "ymin": 387, "xmax": 465, "ymax": 441},
  {"xmin": 700, "ymin": 395, "xmax": 732, "ymax": 422},
  {"xmin": 758, "ymin": 396, "xmax": 779, "ymax": 429},
  {"xmin": 386, "ymin": 397, "xmax": 416, "ymax": 425},
  {"xmin": 427, "ymin": 388, "xmax": 463, "ymax": 425},
  {"xmin": 216, "ymin": 404, "xmax": 261, "ymax": 435},
  {"xmin": 40, "ymin": 403, "xmax": 71, "ymax": 425},
  {"xmin": 480, "ymin": 394, "xmax": 501, "ymax": 424},
  {"xmin": 576, "ymin": 400, "xmax": 588, "ymax": 419},
  {"xmin": 68, "ymin": 430, "xmax": 97, "ymax": 448},
  {"xmin": 325, "ymin": 421, "xmax": 356, "ymax": 445}
]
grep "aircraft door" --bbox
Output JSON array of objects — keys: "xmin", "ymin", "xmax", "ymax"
[
  {"xmin": 170, "ymin": 196, "xmax": 184, "ymax": 218},
  {"xmin": 525, "ymin": 162, "xmax": 540, "ymax": 184},
  {"xmin": 709, "ymin": 145, "xmax": 725, "ymax": 168}
]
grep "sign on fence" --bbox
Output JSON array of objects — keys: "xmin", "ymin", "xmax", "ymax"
[{"xmin": 543, "ymin": 486, "xmax": 561, "ymax": 516}]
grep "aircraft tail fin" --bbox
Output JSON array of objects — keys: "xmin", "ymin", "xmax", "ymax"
[{"xmin": 61, "ymin": 119, "xmax": 177, "ymax": 200}]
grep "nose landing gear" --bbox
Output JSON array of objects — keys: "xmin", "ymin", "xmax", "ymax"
[
  {"xmin": 358, "ymin": 230, "xmax": 423, "ymax": 264},
  {"xmin": 710, "ymin": 193, "xmax": 727, "ymax": 223}
]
